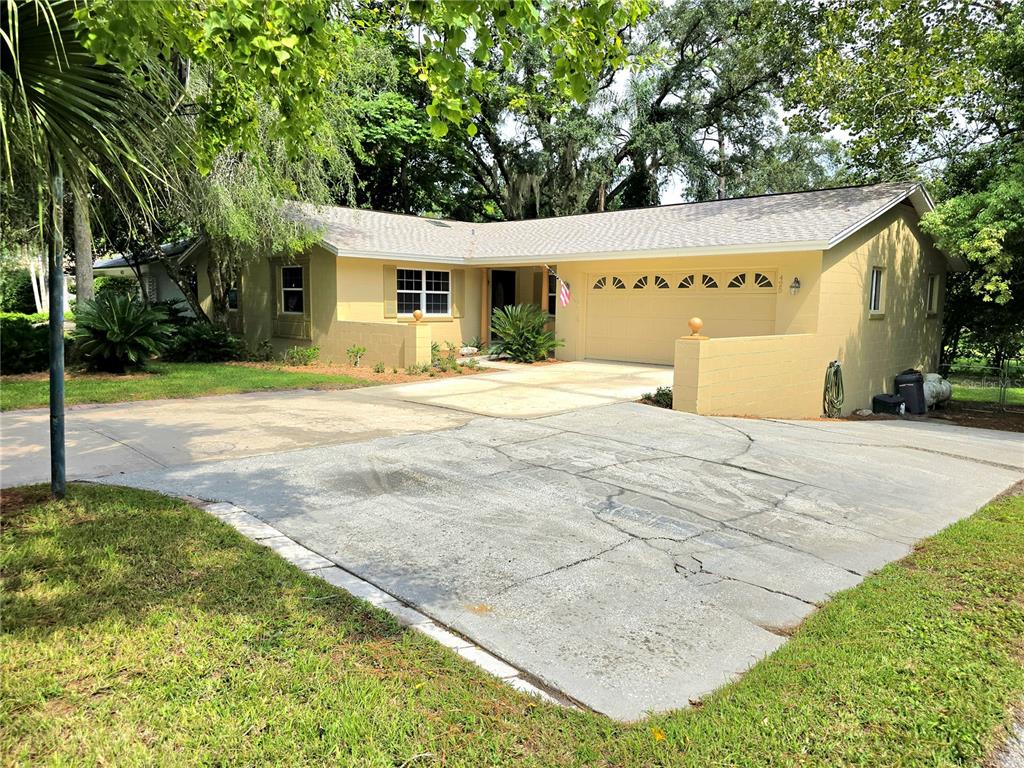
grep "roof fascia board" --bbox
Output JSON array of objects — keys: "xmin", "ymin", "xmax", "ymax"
[
  {"xmin": 822, "ymin": 184, "xmax": 963, "ymax": 269},
  {"xmin": 323, "ymin": 240, "xmax": 829, "ymax": 266},
  {"xmin": 825, "ymin": 185, "xmax": 919, "ymax": 250},
  {"xmin": 322, "ymin": 243, "xmax": 469, "ymax": 265}
]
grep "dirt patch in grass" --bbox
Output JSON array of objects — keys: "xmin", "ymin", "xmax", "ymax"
[{"xmin": 0, "ymin": 486, "xmax": 51, "ymax": 519}]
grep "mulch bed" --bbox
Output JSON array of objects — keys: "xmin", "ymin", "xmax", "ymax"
[
  {"xmin": 232, "ymin": 359, "xmax": 494, "ymax": 384},
  {"xmin": 848, "ymin": 402, "xmax": 1024, "ymax": 433}
]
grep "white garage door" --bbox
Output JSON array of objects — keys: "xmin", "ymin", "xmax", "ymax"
[{"xmin": 584, "ymin": 269, "xmax": 778, "ymax": 364}]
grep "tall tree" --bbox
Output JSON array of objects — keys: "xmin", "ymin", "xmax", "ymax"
[{"xmin": 369, "ymin": 0, "xmax": 839, "ymax": 221}]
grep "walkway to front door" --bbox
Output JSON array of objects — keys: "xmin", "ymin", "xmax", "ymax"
[{"xmin": 372, "ymin": 359, "xmax": 674, "ymax": 418}]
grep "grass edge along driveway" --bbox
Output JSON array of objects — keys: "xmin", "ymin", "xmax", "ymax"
[
  {"xmin": 2, "ymin": 483, "xmax": 1022, "ymax": 766},
  {"xmin": 0, "ymin": 362, "xmax": 372, "ymax": 411}
]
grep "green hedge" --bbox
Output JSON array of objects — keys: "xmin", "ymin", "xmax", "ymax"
[{"xmin": 0, "ymin": 312, "xmax": 51, "ymax": 374}]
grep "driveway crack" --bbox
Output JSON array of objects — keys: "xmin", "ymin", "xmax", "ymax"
[
  {"xmin": 676, "ymin": 555, "xmax": 818, "ymax": 607},
  {"xmin": 493, "ymin": 537, "xmax": 634, "ymax": 596},
  {"xmin": 492, "ymin": 438, "xmax": 866, "ymax": 577}
]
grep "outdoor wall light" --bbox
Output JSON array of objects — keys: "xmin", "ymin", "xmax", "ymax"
[{"xmin": 789, "ymin": 277, "xmax": 801, "ymax": 295}]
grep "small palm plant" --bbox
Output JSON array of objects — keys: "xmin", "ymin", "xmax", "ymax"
[
  {"xmin": 73, "ymin": 294, "xmax": 171, "ymax": 373},
  {"xmin": 489, "ymin": 303, "xmax": 563, "ymax": 363}
]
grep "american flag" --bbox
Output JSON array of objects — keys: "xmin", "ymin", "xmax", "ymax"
[{"xmin": 558, "ymin": 278, "xmax": 571, "ymax": 307}]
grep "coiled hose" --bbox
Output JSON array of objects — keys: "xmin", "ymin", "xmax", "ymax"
[{"xmin": 823, "ymin": 360, "xmax": 844, "ymax": 418}]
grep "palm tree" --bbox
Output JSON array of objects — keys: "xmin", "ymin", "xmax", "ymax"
[{"xmin": 1, "ymin": 0, "xmax": 181, "ymax": 497}]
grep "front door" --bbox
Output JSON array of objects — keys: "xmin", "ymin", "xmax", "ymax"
[
  {"xmin": 491, "ymin": 269, "xmax": 516, "ymax": 312},
  {"xmin": 489, "ymin": 270, "xmax": 520, "ymax": 342}
]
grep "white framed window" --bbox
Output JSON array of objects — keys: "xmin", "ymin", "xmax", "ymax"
[
  {"xmin": 397, "ymin": 268, "xmax": 450, "ymax": 316},
  {"xmin": 281, "ymin": 265, "xmax": 304, "ymax": 314},
  {"xmin": 868, "ymin": 266, "xmax": 884, "ymax": 314},
  {"xmin": 926, "ymin": 273, "xmax": 940, "ymax": 315},
  {"xmin": 227, "ymin": 282, "xmax": 239, "ymax": 311}
]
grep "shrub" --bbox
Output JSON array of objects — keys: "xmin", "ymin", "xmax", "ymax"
[
  {"xmin": 248, "ymin": 339, "xmax": 275, "ymax": 362},
  {"xmin": 0, "ymin": 267, "xmax": 37, "ymax": 313},
  {"xmin": 488, "ymin": 304, "xmax": 563, "ymax": 363},
  {"xmin": 346, "ymin": 344, "xmax": 366, "ymax": 366},
  {"xmin": 434, "ymin": 354, "xmax": 459, "ymax": 373},
  {"xmin": 372, "ymin": 361, "xmax": 385, "ymax": 374},
  {"xmin": 285, "ymin": 345, "xmax": 319, "ymax": 366},
  {"xmin": 462, "ymin": 335, "xmax": 482, "ymax": 351},
  {"xmin": 73, "ymin": 294, "xmax": 171, "ymax": 373},
  {"xmin": 641, "ymin": 386, "xmax": 673, "ymax": 409},
  {"xmin": 0, "ymin": 312, "xmax": 50, "ymax": 374},
  {"xmin": 151, "ymin": 299, "xmax": 191, "ymax": 327},
  {"xmin": 162, "ymin": 323, "xmax": 245, "ymax": 363},
  {"xmin": 93, "ymin": 275, "xmax": 139, "ymax": 302}
]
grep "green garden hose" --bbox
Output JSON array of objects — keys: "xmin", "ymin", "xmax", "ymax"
[{"xmin": 823, "ymin": 360, "xmax": 844, "ymax": 418}]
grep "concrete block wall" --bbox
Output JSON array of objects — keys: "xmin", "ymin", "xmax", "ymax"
[
  {"xmin": 319, "ymin": 320, "xmax": 432, "ymax": 368},
  {"xmin": 674, "ymin": 333, "xmax": 826, "ymax": 418},
  {"xmin": 817, "ymin": 206, "xmax": 945, "ymax": 411}
]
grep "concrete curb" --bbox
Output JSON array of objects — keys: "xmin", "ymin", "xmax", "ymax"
[{"xmin": 195, "ymin": 499, "xmax": 566, "ymax": 708}]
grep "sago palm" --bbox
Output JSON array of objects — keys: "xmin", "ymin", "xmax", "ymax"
[
  {"xmin": 1, "ymin": 0, "xmax": 182, "ymax": 496},
  {"xmin": 73, "ymin": 294, "xmax": 172, "ymax": 373},
  {"xmin": 489, "ymin": 303, "xmax": 563, "ymax": 363}
]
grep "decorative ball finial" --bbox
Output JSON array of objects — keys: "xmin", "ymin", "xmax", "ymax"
[
  {"xmin": 688, "ymin": 317, "xmax": 704, "ymax": 336},
  {"xmin": 412, "ymin": 309, "xmax": 423, "ymax": 322}
]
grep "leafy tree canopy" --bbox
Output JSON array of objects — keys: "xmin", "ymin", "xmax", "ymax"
[
  {"xmin": 787, "ymin": 0, "xmax": 1020, "ymax": 175},
  {"xmin": 789, "ymin": 0, "xmax": 1023, "ymax": 353}
]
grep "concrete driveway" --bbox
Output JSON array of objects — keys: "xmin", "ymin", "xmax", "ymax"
[
  {"xmin": 1, "ymin": 361, "xmax": 671, "ymax": 487},
  {"xmin": 89, "ymin": 398, "xmax": 1021, "ymax": 719},
  {"xmin": 4, "ymin": 362, "xmax": 1021, "ymax": 718}
]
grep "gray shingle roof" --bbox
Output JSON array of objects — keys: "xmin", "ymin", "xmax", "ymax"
[
  {"xmin": 290, "ymin": 182, "xmax": 933, "ymax": 265},
  {"xmin": 93, "ymin": 238, "xmax": 199, "ymax": 270}
]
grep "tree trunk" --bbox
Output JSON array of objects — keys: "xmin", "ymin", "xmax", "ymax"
[
  {"xmin": 26, "ymin": 245, "xmax": 43, "ymax": 312},
  {"xmin": 160, "ymin": 257, "xmax": 208, "ymax": 321},
  {"xmin": 716, "ymin": 127, "xmax": 727, "ymax": 200},
  {"xmin": 126, "ymin": 252, "xmax": 149, "ymax": 304},
  {"xmin": 206, "ymin": 257, "xmax": 229, "ymax": 326},
  {"xmin": 72, "ymin": 187, "xmax": 94, "ymax": 303}
]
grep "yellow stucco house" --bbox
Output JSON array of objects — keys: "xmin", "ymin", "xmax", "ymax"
[{"xmin": 190, "ymin": 182, "xmax": 960, "ymax": 419}]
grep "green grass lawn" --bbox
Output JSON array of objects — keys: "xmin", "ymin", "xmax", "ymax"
[
  {"xmin": 0, "ymin": 363, "xmax": 372, "ymax": 411},
  {"xmin": 2, "ymin": 484, "xmax": 1022, "ymax": 766},
  {"xmin": 952, "ymin": 383, "xmax": 1024, "ymax": 407}
]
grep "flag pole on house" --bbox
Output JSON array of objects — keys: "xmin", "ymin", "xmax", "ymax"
[{"xmin": 543, "ymin": 264, "xmax": 571, "ymax": 307}]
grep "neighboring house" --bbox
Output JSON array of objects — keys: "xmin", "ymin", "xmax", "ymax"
[
  {"xmin": 187, "ymin": 182, "xmax": 960, "ymax": 417},
  {"xmin": 92, "ymin": 239, "xmax": 197, "ymax": 314}
]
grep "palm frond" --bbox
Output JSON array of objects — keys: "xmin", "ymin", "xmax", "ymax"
[{"xmin": 1, "ymin": 0, "xmax": 186, "ymax": 222}]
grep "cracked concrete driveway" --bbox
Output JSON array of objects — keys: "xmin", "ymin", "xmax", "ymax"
[{"xmin": 88, "ymin": 390, "xmax": 1023, "ymax": 719}]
